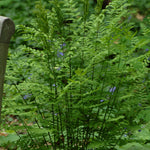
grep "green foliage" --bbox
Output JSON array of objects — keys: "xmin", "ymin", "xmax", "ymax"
[
  {"xmin": 116, "ymin": 142, "xmax": 150, "ymax": 150},
  {"xmin": 0, "ymin": 131, "xmax": 19, "ymax": 149},
  {"xmin": 3, "ymin": 0, "xmax": 150, "ymax": 149},
  {"xmin": 95, "ymin": 0, "xmax": 104, "ymax": 15},
  {"xmin": 131, "ymin": 0, "xmax": 150, "ymax": 15},
  {"xmin": 0, "ymin": 0, "xmax": 51, "ymax": 50}
]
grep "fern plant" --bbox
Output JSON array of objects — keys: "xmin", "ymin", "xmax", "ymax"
[{"xmin": 3, "ymin": 0, "xmax": 150, "ymax": 149}]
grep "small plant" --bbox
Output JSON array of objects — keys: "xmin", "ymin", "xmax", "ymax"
[{"xmin": 3, "ymin": 0, "xmax": 150, "ymax": 149}]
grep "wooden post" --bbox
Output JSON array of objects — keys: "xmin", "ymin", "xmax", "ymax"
[{"xmin": 0, "ymin": 16, "xmax": 15, "ymax": 122}]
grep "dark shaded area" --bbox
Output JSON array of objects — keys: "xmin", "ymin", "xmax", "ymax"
[{"xmin": 94, "ymin": 0, "xmax": 111, "ymax": 9}]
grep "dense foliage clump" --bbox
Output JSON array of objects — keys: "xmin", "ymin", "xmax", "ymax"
[{"xmin": 1, "ymin": 0, "xmax": 150, "ymax": 149}]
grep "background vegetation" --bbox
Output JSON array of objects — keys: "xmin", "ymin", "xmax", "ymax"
[{"xmin": 0, "ymin": 0, "xmax": 150, "ymax": 149}]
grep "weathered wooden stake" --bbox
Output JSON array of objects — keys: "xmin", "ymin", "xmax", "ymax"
[{"xmin": 0, "ymin": 16, "xmax": 15, "ymax": 122}]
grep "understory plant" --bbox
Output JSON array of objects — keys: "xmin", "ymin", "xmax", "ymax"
[{"xmin": 3, "ymin": 0, "xmax": 150, "ymax": 149}]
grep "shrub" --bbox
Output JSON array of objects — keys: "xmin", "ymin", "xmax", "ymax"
[{"xmin": 3, "ymin": 0, "xmax": 150, "ymax": 149}]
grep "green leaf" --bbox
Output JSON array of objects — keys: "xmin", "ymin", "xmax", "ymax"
[
  {"xmin": 107, "ymin": 116, "xmax": 125, "ymax": 122},
  {"xmin": 133, "ymin": 128, "xmax": 150, "ymax": 141},
  {"xmin": 0, "ymin": 133, "xmax": 19, "ymax": 145},
  {"xmin": 116, "ymin": 142, "xmax": 150, "ymax": 150}
]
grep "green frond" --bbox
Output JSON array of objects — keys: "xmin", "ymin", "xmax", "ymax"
[{"xmin": 4, "ymin": 0, "xmax": 150, "ymax": 149}]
